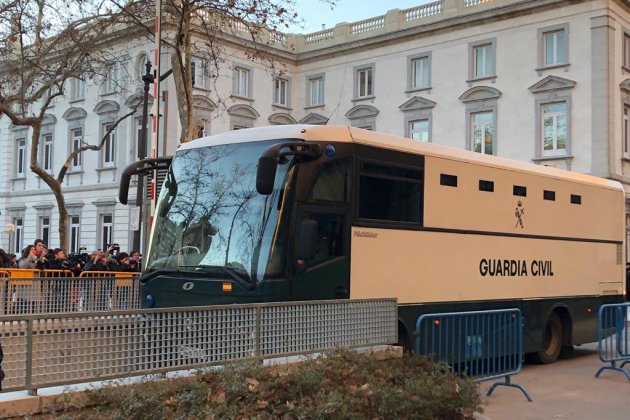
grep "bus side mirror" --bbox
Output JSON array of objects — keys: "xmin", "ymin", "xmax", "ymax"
[
  {"xmin": 256, "ymin": 156, "xmax": 278, "ymax": 195},
  {"xmin": 298, "ymin": 219, "xmax": 318, "ymax": 261}
]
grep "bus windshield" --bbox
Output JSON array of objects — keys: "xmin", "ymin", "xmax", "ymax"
[{"xmin": 145, "ymin": 140, "xmax": 295, "ymax": 283}]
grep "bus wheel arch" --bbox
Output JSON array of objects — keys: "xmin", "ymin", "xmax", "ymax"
[
  {"xmin": 397, "ymin": 320, "xmax": 412, "ymax": 353},
  {"xmin": 555, "ymin": 306, "xmax": 574, "ymax": 358}
]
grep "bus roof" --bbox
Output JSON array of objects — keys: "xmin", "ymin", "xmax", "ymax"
[{"xmin": 179, "ymin": 124, "xmax": 624, "ymax": 192}]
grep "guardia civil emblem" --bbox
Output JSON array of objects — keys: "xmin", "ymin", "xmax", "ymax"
[{"xmin": 514, "ymin": 200, "xmax": 525, "ymax": 229}]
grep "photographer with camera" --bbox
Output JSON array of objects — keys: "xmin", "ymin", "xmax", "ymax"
[
  {"xmin": 48, "ymin": 248, "xmax": 81, "ymax": 275},
  {"xmin": 106, "ymin": 243, "xmax": 120, "ymax": 257},
  {"xmin": 84, "ymin": 250, "xmax": 118, "ymax": 272},
  {"xmin": 128, "ymin": 250, "xmax": 142, "ymax": 273},
  {"xmin": 18, "ymin": 245, "xmax": 48, "ymax": 269}
]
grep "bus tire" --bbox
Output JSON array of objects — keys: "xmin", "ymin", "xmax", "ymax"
[{"xmin": 532, "ymin": 311, "xmax": 562, "ymax": 364}]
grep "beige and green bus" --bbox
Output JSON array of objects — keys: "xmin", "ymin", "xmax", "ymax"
[{"xmin": 120, "ymin": 125, "xmax": 626, "ymax": 363}]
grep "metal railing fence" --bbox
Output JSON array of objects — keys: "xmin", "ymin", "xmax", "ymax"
[
  {"xmin": 0, "ymin": 298, "xmax": 397, "ymax": 395},
  {"xmin": 595, "ymin": 302, "xmax": 630, "ymax": 381},
  {"xmin": 415, "ymin": 308, "xmax": 531, "ymax": 401},
  {"xmin": 0, "ymin": 276, "xmax": 141, "ymax": 315}
]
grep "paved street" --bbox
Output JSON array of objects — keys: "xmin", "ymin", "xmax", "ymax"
[{"xmin": 477, "ymin": 342, "xmax": 630, "ymax": 420}]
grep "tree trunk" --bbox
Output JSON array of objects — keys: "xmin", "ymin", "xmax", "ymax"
[
  {"xmin": 171, "ymin": 4, "xmax": 196, "ymax": 144},
  {"xmin": 29, "ymin": 122, "xmax": 70, "ymax": 250}
]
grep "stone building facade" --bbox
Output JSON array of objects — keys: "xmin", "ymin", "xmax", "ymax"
[{"xmin": 1, "ymin": 0, "xmax": 630, "ymax": 255}]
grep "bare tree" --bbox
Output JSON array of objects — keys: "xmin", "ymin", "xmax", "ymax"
[
  {"xmin": 116, "ymin": 0, "xmax": 334, "ymax": 144},
  {"xmin": 0, "ymin": 0, "xmax": 142, "ymax": 249}
]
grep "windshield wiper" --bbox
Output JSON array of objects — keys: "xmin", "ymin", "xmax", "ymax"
[{"xmin": 177, "ymin": 265, "xmax": 253, "ymax": 286}]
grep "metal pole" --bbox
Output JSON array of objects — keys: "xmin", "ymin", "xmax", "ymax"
[
  {"xmin": 132, "ymin": 60, "xmax": 153, "ymax": 253},
  {"xmin": 150, "ymin": 0, "xmax": 163, "ymax": 230}
]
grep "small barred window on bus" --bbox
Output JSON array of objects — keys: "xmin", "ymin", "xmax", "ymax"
[
  {"xmin": 513, "ymin": 185, "xmax": 527, "ymax": 197},
  {"xmin": 544, "ymin": 190, "xmax": 555, "ymax": 201},
  {"xmin": 479, "ymin": 180, "xmax": 494, "ymax": 192},
  {"xmin": 440, "ymin": 174, "xmax": 457, "ymax": 187}
]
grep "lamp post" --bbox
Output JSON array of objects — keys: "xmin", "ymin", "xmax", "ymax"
[{"xmin": 132, "ymin": 60, "xmax": 154, "ymax": 253}]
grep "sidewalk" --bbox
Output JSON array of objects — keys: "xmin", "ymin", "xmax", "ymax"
[{"xmin": 477, "ymin": 342, "xmax": 630, "ymax": 420}]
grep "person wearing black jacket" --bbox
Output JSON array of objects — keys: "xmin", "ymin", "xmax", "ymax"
[
  {"xmin": 0, "ymin": 248, "xmax": 10, "ymax": 268},
  {"xmin": 84, "ymin": 251, "xmax": 117, "ymax": 272}
]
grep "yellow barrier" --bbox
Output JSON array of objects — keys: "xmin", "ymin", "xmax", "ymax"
[
  {"xmin": 41, "ymin": 269, "xmax": 75, "ymax": 278},
  {"xmin": 4, "ymin": 268, "xmax": 41, "ymax": 279},
  {"xmin": 79, "ymin": 271, "xmax": 138, "ymax": 288},
  {"xmin": 79, "ymin": 271, "xmax": 136, "ymax": 278},
  {"xmin": 0, "ymin": 270, "xmax": 8, "ymax": 278}
]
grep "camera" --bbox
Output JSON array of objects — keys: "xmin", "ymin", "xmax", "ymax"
[{"xmin": 107, "ymin": 243, "xmax": 120, "ymax": 252}]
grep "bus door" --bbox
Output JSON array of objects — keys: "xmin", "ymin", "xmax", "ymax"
[{"xmin": 291, "ymin": 206, "xmax": 350, "ymax": 300}]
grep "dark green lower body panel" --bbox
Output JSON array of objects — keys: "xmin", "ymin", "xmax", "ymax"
[{"xmin": 397, "ymin": 295, "xmax": 624, "ymax": 354}]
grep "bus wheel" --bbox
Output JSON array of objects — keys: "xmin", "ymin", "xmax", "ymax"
[{"xmin": 532, "ymin": 312, "xmax": 562, "ymax": 364}]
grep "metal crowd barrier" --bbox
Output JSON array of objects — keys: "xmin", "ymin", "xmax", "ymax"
[
  {"xmin": 0, "ymin": 275, "xmax": 141, "ymax": 315},
  {"xmin": 0, "ymin": 298, "xmax": 398, "ymax": 395},
  {"xmin": 595, "ymin": 302, "xmax": 630, "ymax": 381},
  {"xmin": 415, "ymin": 308, "xmax": 531, "ymax": 401}
]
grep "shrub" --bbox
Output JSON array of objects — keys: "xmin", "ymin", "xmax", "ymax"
[{"xmin": 55, "ymin": 349, "xmax": 481, "ymax": 419}]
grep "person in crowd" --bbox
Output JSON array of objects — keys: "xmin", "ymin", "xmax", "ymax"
[
  {"xmin": 33, "ymin": 239, "xmax": 46, "ymax": 258},
  {"xmin": 7, "ymin": 254, "xmax": 17, "ymax": 268},
  {"xmin": 47, "ymin": 248, "xmax": 82, "ymax": 275},
  {"xmin": 0, "ymin": 248, "xmax": 10, "ymax": 268},
  {"xmin": 84, "ymin": 250, "xmax": 117, "ymax": 271},
  {"xmin": 128, "ymin": 250, "xmax": 142, "ymax": 273},
  {"xmin": 115, "ymin": 252, "xmax": 132, "ymax": 272},
  {"xmin": 18, "ymin": 245, "xmax": 47, "ymax": 269},
  {"xmin": 47, "ymin": 248, "xmax": 68, "ymax": 270}
]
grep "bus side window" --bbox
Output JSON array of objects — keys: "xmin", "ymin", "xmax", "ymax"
[
  {"xmin": 298, "ymin": 213, "xmax": 345, "ymax": 269},
  {"xmin": 308, "ymin": 160, "xmax": 351, "ymax": 203}
]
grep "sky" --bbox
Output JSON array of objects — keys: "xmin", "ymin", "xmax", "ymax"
[{"xmin": 291, "ymin": 0, "xmax": 434, "ymax": 34}]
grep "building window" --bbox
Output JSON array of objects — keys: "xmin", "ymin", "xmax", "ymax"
[
  {"xmin": 624, "ymin": 105, "xmax": 630, "ymax": 159},
  {"xmin": 233, "ymin": 65, "xmax": 251, "ymax": 98},
  {"xmin": 542, "ymin": 102, "xmax": 568, "ymax": 157},
  {"xmin": 471, "ymin": 111, "xmax": 495, "ymax": 155},
  {"xmin": 70, "ymin": 215, "xmax": 81, "ymax": 254},
  {"xmin": 409, "ymin": 119, "xmax": 429, "ymax": 142},
  {"xmin": 473, "ymin": 43, "xmax": 493, "ymax": 78},
  {"xmin": 354, "ymin": 64, "xmax": 375, "ymax": 99},
  {"xmin": 307, "ymin": 74, "xmax": 324, "ymax": 107},
  {"xmin": 273, "ymin": 77, "xmax": 290, "ymax": 107},
  {"xmin": 625, "ymin": 33, "xmax": 630, "ymax": 69},
  {"xmin": 42, "ymin": 133, "xmax": 53, "ymax": 172},
  {"xmin": 100, "ymin": 214, "xmax": 113, "ymax": 251},
  {"xmin": 105, "ymin": 65, "xmax": 118, "ymax": 94},
  {"xmin": 468, "ymin": 39, "xmax": 496, "ymax": 82},
  {"xmin": 16, "ymin": 138, "xmax": 26, "ymax": 177},
  {"xmin": 192, "ymin": 59, "xmax": 206, "ymax": 89},
  {"xmin": 40, "ymin": 216, "xmax": 50, "ymax": 247},
  {"xmin": 103, "ymin": 124, "xmax": 116, "ymax": 167},
  {"xmin": 12, "ymin": 217, "xmax": 24, "ymax": 254},
  {"xmin": 136, "ymin": 54, "xmax": 149, "ymax": 81},
  {"xmin": 71, "ymin": 127, "xmax": 83, "ymax": 169},
  {"xmin": 408, "ymin": 54, "xmax": 431, "ymax": 91},
  {"xmin": 69, "ymin": 78, "xmax": 84, "ymax": 101},
  {"xmin": 544, "ymin": 29, "xmax": 566, "ymax": 66},
  {"xmin": 539, "ymin": 25, "xmax": 568, "ymax": 68}
]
